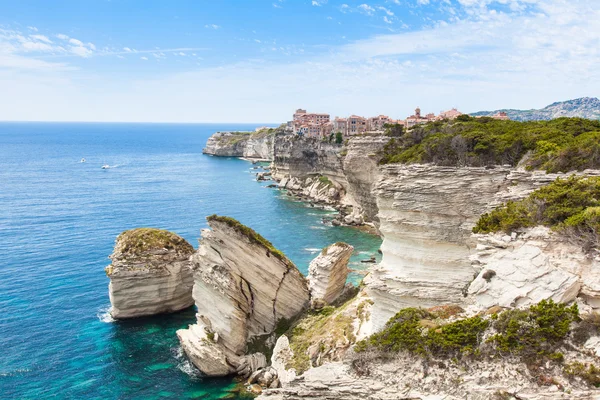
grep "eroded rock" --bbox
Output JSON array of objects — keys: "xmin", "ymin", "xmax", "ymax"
[
  {"xmin": 308, "ymin": 243, "xmax": 354, "ymax": 306},
  {"xmin": 105, "ymin": 228, "xmax": 195, "ymax": 319},
  {"xmin": 177, "ymin": 216, "xmax": 310, "ymax": 377}
]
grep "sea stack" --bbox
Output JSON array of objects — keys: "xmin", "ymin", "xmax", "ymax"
[
  {"xmin": 105, "ymin": 228, "xmax": 195, "ymax": 319},
  {"xmin": 307, "ymin": 242, "xmax": 353, "ymax": 306},
  {"xmin": 177, "ymin": 215, "xmax": 310, "ymax": 377}
]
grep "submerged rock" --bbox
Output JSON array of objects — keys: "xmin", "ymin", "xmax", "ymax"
[
  {"xmin": 177, "ymin": 215, "xmax": 310, "ymax": 377},
  {"xmin": 308, "ymin": 242, "xmax": 353, "ymax": 306},
  {"xmin": 105, "ymin": 228, "xmax": 195, "ymax": 319}
]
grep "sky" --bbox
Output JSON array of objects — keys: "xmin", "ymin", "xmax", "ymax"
[{"xmin": 0, "ymin": 0, "xmax": 598, "ymax": 123}]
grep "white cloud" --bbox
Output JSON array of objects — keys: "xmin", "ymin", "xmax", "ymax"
[
  {"xmin": 68, "ymin": 38, "xmax": 83, "ymax": 46},
  {"xmin": 378, "ymin": 6, "xmax": 394, "ymax": 16},
  {"xmin": 123, "ymin": 47, "xmax": 132, "ymax": 52},
  {"xmin": 204, "ymin": 24, "xmax": 220, "ymax": 29},
  {"xmin": 27, "ymin": 26, "xmax": 38, "ymax": 32},
  {"xmin": 140, "ymin": 56, "xmax": 148, "ymax": 60},
  {"xmin": 56, "ymin": 33, "xmax": 69, "ymax": 40},
  {"xmin": 178, "ymin": 52, "xmax": 186, "ymax": 56},
  {"xmin": 383, "ymin": 16, "xmax": 393, "ymax": 23},
  {"xmin": 30, "ymin": 34, "xmax": 52, "ymax": 43},
  {"xmin": 340, "ymin": 4, "xmax": 350, "ymax": 13},
  {"xmin": 0, "ymin": 0, "xmax": 599, "ymax": 123},
  {"xmin": 358, "ymin": 4, "xmax": 375, "ymax": 15}
]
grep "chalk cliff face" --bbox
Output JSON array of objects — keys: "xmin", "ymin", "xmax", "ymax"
[
  {"xmin": 202, "ymin": 131, "xmax": 275, "ymax": 159},
  {"xmin": 105, "ymin": 228, "xmax": 195, "ymax": 319},
  {"xmin": 177, "ymin": 216, "xmax": 310, "ymax": 377},
  {"xmin": 341, "ymin": 136, "xmax": 388, "ymax": 223},
  {"xmin": 271, "ymin": 135, "xmax": 388, "ymax": 225},
  {"xmin": 365, "ymin": 165, "xmax": 600, "ymax": 330},
  {"xmin": 469, "ymin": 227, "xmax": 600, "ymax": 310},
  {"xmin": 307, "ymin": 242, "xmax": 353, "ymax": 306}
]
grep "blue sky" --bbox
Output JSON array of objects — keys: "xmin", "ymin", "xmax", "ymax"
[{"xmin": 0, "ymin": 0, "xmax": 598, "ymax": 122}]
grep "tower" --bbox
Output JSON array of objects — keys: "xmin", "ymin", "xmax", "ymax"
[{"xmin": 415, "ymin": 107, "xmax": 421, "ymax": 118}]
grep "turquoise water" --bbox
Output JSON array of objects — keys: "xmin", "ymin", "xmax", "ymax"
[{"xmin": 0, "ymin": 122, "xmax": 381, "ymax": 399}]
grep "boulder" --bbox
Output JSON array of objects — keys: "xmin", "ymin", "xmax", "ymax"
[
  {"xmin": 177, "ymin": 216, "xmax": 310, "ymax": 376},
  {"xmin": 308, "ymin": 243, "xmax": 354, "ymax": 306},
  {"xmin": 105, "ymin": 228, "xmax": 194, "ymax": 319}
]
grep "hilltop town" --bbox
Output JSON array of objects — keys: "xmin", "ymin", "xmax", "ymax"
[{"xmin": 287, "ymin": 107, "xmax": 509, "ymax": 138}]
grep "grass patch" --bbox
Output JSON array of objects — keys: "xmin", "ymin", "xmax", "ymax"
[
  {"xmin": 207, "ymin": 215, "xmax": 294, "ymax": 268},
  {"xmin": 115, "ymin": 228, "xmax": 194, "ymax": 257},
  {"xmin": 473, "ymin": 176, "xmax": 600, "ymax": 250},
  {"xmin": 378, "ymin": 117, "xmax": 600, "ymax": 172},
  {"xmin": 564, "ymin": 362, "xmax": 600, "ymax": 387}
]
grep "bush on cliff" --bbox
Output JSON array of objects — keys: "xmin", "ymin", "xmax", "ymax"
[
  {"xmin": 354, "ymin": 300, "xmax": 586, "ymax": 364},
  {"xmin": 473, "ymin": 176, "xmax": 600, "ymax": 250},
  {"xmin": 378, "ymin": 117, "xmax": 600, "ymax": 172},
  {"xmin": 354, "ymin": 308, "xmax": 489, "ymax": 358}
]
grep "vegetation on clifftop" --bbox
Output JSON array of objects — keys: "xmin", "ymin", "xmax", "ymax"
[
  {"xmin": 473, "ymin": 176, "xmax": 600, "ymax": 250},
  {"xmin": 206, "ymin": 215, "xmax": 294, "ymax": 267},
  {"xmin": 379, "ymin": 117, "xmax": 600, "ymax": 172},
  {"xmin": 115, "ymin": 228, "xmax": 194, "ymax": 256},
  {"xmin": 354, "ymin": 300, "xmax": 599, "ymax": 387}
]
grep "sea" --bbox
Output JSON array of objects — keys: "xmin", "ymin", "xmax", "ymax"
[{"xmin": 0, "ymin": 122, "xmax": 382, "ymax": 399}]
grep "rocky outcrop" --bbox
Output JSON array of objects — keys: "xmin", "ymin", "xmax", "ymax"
[
  {"xmin": 257, "ymin": 354, "xmax": 600, "ymax": 400},
  {"xmin": 177, "ymin": 216, "xmax": 310, "ymax": 377},
  {"xmin": 468, "ymin": 226, "xmax": 600, "ymax": 311},
  {"xmin": 105, "ymin": 228, "xmax": 195, "ymax": 319},
  {"xmin": 308, "ymin": 243, "xmax": 353, "ymax": 306},
  {"xmin": 365, "ymin": 165, "xmax": 600, "ymax": 331},
  {"xmin": 271, "ymin": 134, "xmax": 388, "ymax": 225},
  {"xmin": 342, "ymin": 135, "xmax": 388, "ymax": 224},
  {"xmin": 203, "ymin": 130, "xmax": 275, "ymax": 159}
]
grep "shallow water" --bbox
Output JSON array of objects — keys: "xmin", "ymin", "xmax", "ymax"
[{"xmin": 0, "ymin": 122, "xmax": 381, "ymax": 399}]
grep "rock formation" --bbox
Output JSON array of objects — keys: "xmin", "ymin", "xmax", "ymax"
[
  {"xmin": 202, "ymin": 130, "xmax": 275, "ymax": 159},
  {"xmin": 307, "ymin": 242, "xmax": 353, "ymax": 306},
  {"xmin": 105, "ymin": 228, "xmax": 195, "ymax": 319},
  {"xmin": 472, "ymin": 97, "xmax": 600, "ymax": 121},
  {"xmin": 366, "ymin": 164, "xmax": 600, "ymax": 331},
  {"xmin": 177, "ymin": 215, "xmax": 310, "ymax": 377},
  {"xmin": 469, "ymin": 227, "xmax": 600, "ymax": 310}
]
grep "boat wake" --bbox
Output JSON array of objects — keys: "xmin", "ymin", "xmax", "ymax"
[{"xmin": 97, "ymin": 306, "xmax": 115, "ymax": 323}]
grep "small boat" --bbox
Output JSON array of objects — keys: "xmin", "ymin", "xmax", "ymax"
[
  {"xmin": 80, "ymin": 158, "xmax": 86, "ymax": 163},
  {"xmin": 101, "ymin": 164, "xmax": 110, "ymax": 169}
]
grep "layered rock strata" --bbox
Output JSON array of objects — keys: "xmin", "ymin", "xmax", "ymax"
[
  {"xmin": 365, "ymin": 165, "xmax": 600, "ymax": 331},
  {"xmin": 177, "ymin": 216, "xmax": 310, "ymax": 377},
  {"xmin": 307, "ymin": 242, "xmax": 353, "ymax": 306},
  {"xmin": 105, "ymin": 228, "xmax": 195, "ymax": 319},
  {"xmin": 469, "ymin": 227, "xmax": 600, "ymax": 310},
  {"xmin": 203, "ymin": 131, "xmax": 275, "ymax": 159}
]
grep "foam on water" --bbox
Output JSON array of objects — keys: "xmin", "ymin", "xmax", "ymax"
[{"xmin": 97, "ymin": 306, "xmax": 115, "ymax": 323}]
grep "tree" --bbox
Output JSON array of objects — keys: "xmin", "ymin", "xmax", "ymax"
[
  {"xmin": 384, "ymin": 123, "xmax": 404, "ymax": 137},
  {"xmin": 335, "ymin": 131, "xmax": 343, "ymax": 144}
]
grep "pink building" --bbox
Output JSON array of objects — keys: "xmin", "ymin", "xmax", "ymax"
[
  {"xmin": 491, "ymin": 111, "xmax": 510, "ymax": 120},
  {"xmin": 437, "ymin": 108, "xmax": 463, "ymax": 120},
  {"xmin": 367, "ymin": 115, "xmax": 395, "ymax": 132},
  {"xmin": 347, "ymin": 115, "xmax": 367, "ymax": 135}
]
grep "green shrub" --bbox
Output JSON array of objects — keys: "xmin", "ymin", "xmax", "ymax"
[
  {"xmin": 489, "ymin": 299, "xmax": 579, "ymax": 359},
  {"xmin": 355, "ymin": 308, "xmax": 488, "ymax": 358},
  {"xmin": 473, "ymin": 176, "xmax": 600, "ymax": 250},
  {"xmin": 564, "ymin": 362, "xmax": 600, "ymax": 387},
  {"xmin": 378, "ymin": 117, "xmax": 600, "ymax": 171}
]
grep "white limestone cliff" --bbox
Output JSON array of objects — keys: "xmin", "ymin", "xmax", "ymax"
[
  {"xmin": 202, "ymin": 131, "xmax": 274, "ymax": 159},
  {"xmin": 307, "ymin": 242, "xmax": 353, "ymax": 306},
  {"xmin": 366, "ymin": 164, "xmax": 600, "ymax": 331},
  {"xmin": 177, "ymin": 216, "xmax": 310, "ymax": 377},
  {"xmin": 468, "ymin": 226, "xmax": 600, "ymax": 311},
  {"xmin": 105, "ymin": 228, "xmax": 195, "ymax": 319}
]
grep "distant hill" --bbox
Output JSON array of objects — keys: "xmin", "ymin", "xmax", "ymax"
[{"xmin": 471, "ymin": 97, "xmax": 600, "ymax": 121}]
